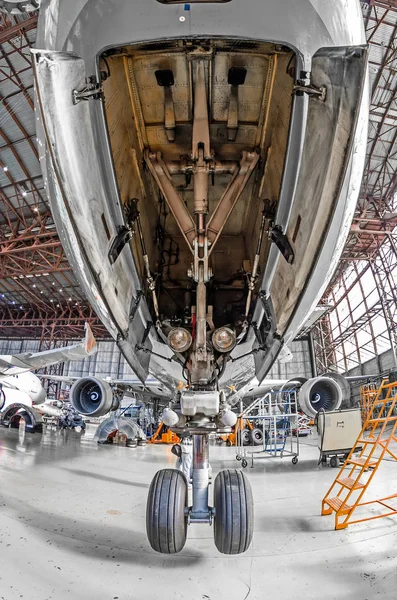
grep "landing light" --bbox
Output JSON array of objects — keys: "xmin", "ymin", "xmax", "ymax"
[
  {"xmin": 168, "ymin": 328, "xmax": 192, "ymax": 353},
  {"xmin": 212, "ymin": 327, "xmax": 236, "ymax": 353}
]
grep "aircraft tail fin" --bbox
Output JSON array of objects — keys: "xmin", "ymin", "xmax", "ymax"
[{"xmin": 84, "ymin": 322, "xmax": 97, "ymax": 356}]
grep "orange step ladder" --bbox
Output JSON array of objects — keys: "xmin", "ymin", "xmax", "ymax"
[
  {"xmin": 322, "ymin": 379, "xmax": 397, "ymax": 530},
  {"xmin": 360, "ymin": 382, "xmax": 378, "ymax": 426}
]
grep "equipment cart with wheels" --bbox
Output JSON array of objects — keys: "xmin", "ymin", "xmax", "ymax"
[
  {"xmin": 317, "ymin": 408, "xmax": 362, "ymax": 467},
  {"xmin": 235, "ymin": 390, "xmax": 299, "ymax": 468}
]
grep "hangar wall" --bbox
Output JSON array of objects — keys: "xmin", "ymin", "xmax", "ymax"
[{"xmin": 346, "ymin": 346, "xmax": 396, "ymax": 407}]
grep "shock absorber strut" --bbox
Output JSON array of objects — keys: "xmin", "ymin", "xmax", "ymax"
[
  {"xmin": 190, "ymin": 433, "xmax": 212, "ymax": 523},
  {"xmin": 190, "ymin": 60, "xmax": 213, "ymax": 375}
]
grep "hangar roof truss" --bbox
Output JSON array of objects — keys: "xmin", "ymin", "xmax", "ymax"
[{"xmin": 0, "ymin": 12, "xmax": 108, "ymax": 340}]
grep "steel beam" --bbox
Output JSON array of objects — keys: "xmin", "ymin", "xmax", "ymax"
[{"xmin": 0, "ymin": 15, "xmax": 37, "ymax": 46}]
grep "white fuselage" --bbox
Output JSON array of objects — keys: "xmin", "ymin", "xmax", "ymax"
[{"xmin": 0, "ymin": 370, "xmax": 48, "ymax": 412}]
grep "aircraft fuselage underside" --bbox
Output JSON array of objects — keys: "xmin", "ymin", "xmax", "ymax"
[{"xmin": 33, "ymin": 0, "xmax": 368, "ymax": 554}]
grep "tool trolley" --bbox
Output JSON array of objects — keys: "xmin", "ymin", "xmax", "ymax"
[{"xmin": 235, "ymin": 390, "xmax": 300, "ymax": 468}]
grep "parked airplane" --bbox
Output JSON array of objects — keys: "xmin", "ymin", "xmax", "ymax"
[
  {"xmin": 31, "ymin": 0, "xmax": 368, "ymax": 554},
  {"xmin": 0, "ymin": 323, "xmax": 97, "ymax": 423}
]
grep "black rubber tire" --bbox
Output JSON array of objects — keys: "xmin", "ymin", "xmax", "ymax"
[
  {"xmin": 0, "ymin": 0, "xmax": 40, "ymax": 14},
  {"xmin": 146, "ymin": 469, "xmax": 187, "ymax": 554},
  {"xmin": 241, "ymin": 459, "xmax": 248, "ymax": 468},
  {"xmin": 250, "ymin": 428, "xmax": 264, "ymax": 446},
  {"xmin": 213, "ymin": 469, "xmax": 254, "ymax": 554},
  {"xmin": 330, "ymin": 456, "xmax": 338, "ymax": 468},
  {"xmin": 237, "ymin": 429, "xmax": 251, "ymax": 446},
  {"xmin": 292, "ymin": 456, "xmax": 298, "ymax": 465}
]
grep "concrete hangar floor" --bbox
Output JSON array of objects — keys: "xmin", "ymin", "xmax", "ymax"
[{"xmin": 0, "ymin": 425, "xmax": 396, "ymax": 600}]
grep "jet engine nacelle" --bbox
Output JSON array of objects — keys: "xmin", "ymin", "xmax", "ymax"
[
  {"xmin": 297, "ymin": 376, "xmax": 343, "ymax": 418},
  {"xmin": 70, "ymin": 377, "xmax": 119, "ymax": 417}
]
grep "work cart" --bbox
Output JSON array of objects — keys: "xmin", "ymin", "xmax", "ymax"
[
  {"xmin": 235, "ymin": 390, "xmax": 299, "ymax": 468},
  {"xmin": 317, "ymin": 408, "xmax": 362, "ymax": 467}
]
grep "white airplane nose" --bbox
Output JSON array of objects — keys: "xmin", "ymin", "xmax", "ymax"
[{"xmin": 34, "ymin": 387, "xmax": 47, "ymax": 405}]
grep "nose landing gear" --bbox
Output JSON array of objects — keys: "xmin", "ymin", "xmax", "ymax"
[{"xmin": 146, "ymin": 432, "xmax": 254, "ymax": 554}]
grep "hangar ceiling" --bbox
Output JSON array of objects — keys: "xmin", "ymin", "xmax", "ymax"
[
  {"xmin": 0, "ymin": 12, "xmax": 108, "ymax": 341},
  {"xmin": 0, "ymin": 4, "xmax": 396, "ymax": 374}
]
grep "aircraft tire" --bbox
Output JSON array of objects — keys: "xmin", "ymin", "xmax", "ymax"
[
  {"xmin": 237, "ymin": 429, "xmax": 251, "ymax": 446},
  {"xmin": 146, "ymin": 468, "xmax": 187, "ymax": 554},
  {"xmin": 0, "ymin": 0, "xmax": 40, "ymax": 14},
  {"xmin": 250, "ymin": 428, "xmax": 264, "ymax": 446},
  {"xmin": 213, "ymin": 469, "xmax": 253, "ymax": 554}
]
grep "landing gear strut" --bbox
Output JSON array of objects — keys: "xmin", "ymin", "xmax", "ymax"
[
  {"xmin": 145, "ymin": 52, "xmax": 255, "ymax": 555},
  {"xmin": 146, "ymin": 432, "xmax": 254, "ymax": 554}
]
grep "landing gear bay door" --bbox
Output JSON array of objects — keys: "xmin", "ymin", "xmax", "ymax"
[
  {"xmin": 32, "ymin": 50, "xmax": 156, "ymax": 384},
  {"xmin": 254, "ymin": 46, "xmax": 368, "ymax": 384}
]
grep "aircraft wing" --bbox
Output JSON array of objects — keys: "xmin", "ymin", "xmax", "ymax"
[
  {"xmin": 0, "ymin": 323, "xmax": 97, "ymax": 375},
  {"xmin": 241, "ymin": 374, "xmax": 380, "ymax": 393},
  {"xmin": 38, "ymin": 373, "xmax": 171, "ymax": 399},
  {"xmin": 36, "ymin": 374, "xmax": 79, "ymax": 385}
]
